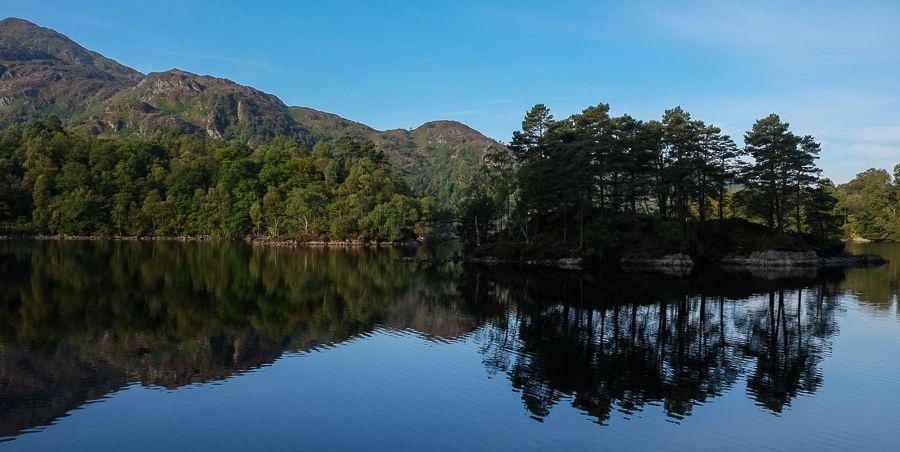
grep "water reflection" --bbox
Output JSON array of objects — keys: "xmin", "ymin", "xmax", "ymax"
[
  {"xmin": 466, "ymin": 268, "xmax": 843, "ymax": 423},
  {"xmin": 843, "ymin": 242, "xmax": 900, "ymax": 312},
  {"xmin": 0, "ymin": 241, "xmax": 893, "ymax": 440},
  {"xmin": 0, "ymin": 241, "xmax": 488, "ymax": 437}
]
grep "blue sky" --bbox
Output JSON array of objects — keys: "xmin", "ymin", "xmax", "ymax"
[{"xmin": 3, "ymin": 0, "xmax": 899, "ymax": 182}]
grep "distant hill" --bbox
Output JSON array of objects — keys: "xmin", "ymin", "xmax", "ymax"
[
  {"xmin": 0, "ymin": 17, "xmax": 142, "ymax": 126},
  {"xmin": 289, "ymin": 107, "xmax": 506, "ymax": 202},
  {"xmin": 0, "ymin": 17, "xmax": 503, "ymax": 201},
  {"xmin": 370, "ymin": 120, "xmax": 506, "ymax": 202}
]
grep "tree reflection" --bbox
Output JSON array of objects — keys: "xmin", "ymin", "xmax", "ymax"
[
  {"xmin": 469, "ymin": 268, "xmax": 843, "ymax": 423},
  {"xmin": 0, "ymin": 241, "xmax": 857, "ymax": 437},
  {"xmin": 0, "ymin": 240, "xmax": 487, "ymax": 437}
]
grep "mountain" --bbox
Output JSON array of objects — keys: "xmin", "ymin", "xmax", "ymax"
[
  {"xmin": 289, "ymin": 105, "xmax": 375, "ymax": 140},
  {"xmin": 371, "ymin": 120, "xmax": 506, "ymax": 201},
  {"xmin": 0, "ymin": 17, "xmax": 142, "ymax": 126},
  {"xmin": 97, "ymin": 69, "xmax": 311, "ymax": 145},
  {"xmin": 288, "ymin": 106, "xmax": 505, "ymax": 200},
  {"xmin": 0, "ymin": 17, "xmax": 502, "ymax": 201}
]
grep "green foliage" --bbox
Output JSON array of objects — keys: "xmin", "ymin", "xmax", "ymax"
[
  {"xmin": 741, "ymin": 115, "xmax": 821, "ymax": 233},
  {"xmin": 835, "ymin": 168, "xmax": 900, "ymax": 241},
  {"xmin": 0, "ymin": 121, "xmax": 433, "ymax": 240},
  {"xmin": 458, "ymin": 102, "xmax": 839, "ymax": 257}
]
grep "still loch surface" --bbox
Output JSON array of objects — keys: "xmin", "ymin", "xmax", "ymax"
[{"xmin": 1, "ymin": 241, "xmax": 899, "ymax": 451}]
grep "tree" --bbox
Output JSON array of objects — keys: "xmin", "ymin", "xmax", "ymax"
[
  {"xmin": 509, "ymin": 104, "xmax": 555, "ymax": 240},
  {"xmin": 661, "ymin": 107, "xmax": 701, "ymax": 225},
  {"xmin": 457, "ymin": 168, "xmax": 497, "ymax": 248},
  {"xmin": 695, "ymin": 124, "xmax": 738, "ymax": 222},
  {"xmin": 285, "ymin": 185, "xmax": 326, "ymax": 237},
  {"xmin": 261, "ymin": 186, "xmax": 284, "ymax": 236},
  {"xmin": 789, "ymin": 136, "xmax": 822, "ymax": 232},
  {"xmin": 249, "ymin": 202, "xmax": 262, "ymax": 236},
  {"xmin": 742, "ymin": 114, "xmax": 800, "ymax": 232},
  {"xmin": 803, "ymin": 179, "xmax": 841, "ymax": 240}
]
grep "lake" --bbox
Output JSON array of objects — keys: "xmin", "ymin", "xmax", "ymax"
[{"xmin": 1, "ymin": 240, "xmax": 899, "ymax": 451}]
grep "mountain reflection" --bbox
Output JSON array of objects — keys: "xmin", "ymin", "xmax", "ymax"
[
  {"xmin": 0, "ymin": 241, "xmax": 853, "ymax": 437},
  {"xmin": 0, "ymin": 241, "xmax": 489, "ymax": 437}
]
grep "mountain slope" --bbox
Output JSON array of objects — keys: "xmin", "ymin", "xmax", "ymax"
[
  {"xmin": 373, "ymin": 121, "xmax": 505, "ymax": 201},
  {"xmin": 98, "ymin": 69, "xmax": 311, "ymax": 145},
  {"xmin": 0, "ymin": 17, "xmax": 142, "ymax": 126},
  {"xmin": 289, "ymin": 106, "xmax": 375, "ymax": 141},
  {"xmin": 287, "ymin": 109, "xmax": 504, "ymax": 201}
]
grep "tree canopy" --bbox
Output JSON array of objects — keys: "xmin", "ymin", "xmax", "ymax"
[
  {"xmin": 0, "ymin": 117, "xmax": 438, "ymax": 240},
  {"xmin": 458, "ymin": 103, "xmax": 843, "ymax": 257}
]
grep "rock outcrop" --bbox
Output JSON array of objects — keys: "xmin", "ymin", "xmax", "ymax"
[
  {"xmin": 620, "ymin": 253, "xmax": 695, "ymax": 271},
  {"xmin": 715, "ymin": 250, "xmax": 821, "ymax": 267},
  {"xmin": 716, "ymin": 250, "xmax": 888, "ymax": 268}
]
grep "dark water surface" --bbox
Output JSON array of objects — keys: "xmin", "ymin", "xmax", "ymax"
[{"xmin": 1, "ymin": 241, "xmax": 899, "ymax": 451}]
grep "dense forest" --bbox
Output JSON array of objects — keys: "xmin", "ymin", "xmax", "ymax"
[
  {"xmin": 455, "ymin": 103, "xmax": 895, "ymax": 258},
  {"xmin": 1, "ymin": 108, "xmax": 898, "ymax": 251},
  {"xmin": 0, "ymin": 116, "xmax": 440, "ymax": 240},
  {"xmin": 834, "ymin": 166, "xmax": 900, "ymax": 241}
]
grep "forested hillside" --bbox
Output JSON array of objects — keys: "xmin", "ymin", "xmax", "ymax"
[{"xmin": 0, "ymin": 119, "xmax": 439, "ymax": 240}]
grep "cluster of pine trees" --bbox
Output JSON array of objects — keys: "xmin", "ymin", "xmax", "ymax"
[
  {"xmin": 0, "ymin": 117, "xmax": 437, "ymax": 240},
  {"xmin": 458, "ymin": 103, "xmax": 842, "ymax": 255}
]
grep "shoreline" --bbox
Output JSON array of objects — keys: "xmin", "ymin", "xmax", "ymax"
[
  {"xmin": 0, "ymin": 235, "xmax": 421, "ymax": 248},
  {"xmin": 1, "ymin": 236, "xmax": 889, "ymax": 273},
  {"xmin": 406, "ymin": 249, "xmax": 889, "ymax": 272}
]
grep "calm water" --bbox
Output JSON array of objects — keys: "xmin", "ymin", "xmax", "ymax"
[{"xmin": 1, "ymin": 241, "xmax": 899, "ymax": 451}]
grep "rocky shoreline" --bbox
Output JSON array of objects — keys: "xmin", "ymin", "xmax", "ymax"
[
  {"xmin": 249, "ymin": 238, "xmax": 420, "ymax": 248},
  {"xmin": 0, "ymin": 234, "xmax": 224, "ymax": 242},
  {"xmin": 402, "ymin": 250, "xmax": 887, "ymax": 273},
  {"xmin": 2, "ymin": 236, "xmax": 887, "ymax": 273},
  {"xmin": 400, "ymin": 256, "xmax": 586, "ymax": 269},
  {"xmin": 0, "ymin": 235, "xmax": 422, "ymax": 248},
  {"xmin": 618, "ymin": 250, "xmax": 887, "ymax": 272}
]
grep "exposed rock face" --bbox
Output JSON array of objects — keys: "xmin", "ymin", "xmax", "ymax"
[
  {"xmin": 716, "ymin": 250, "xmax": 888, "ymax": 268},
  {"xmin": 556, "ymin": 258, "xmax": 584, "ymax": 269},
  {"xmin": 99, "ymin": 69, "xmax": 311, "ymax": 146},
  {"xmin": 620, "ymin": 253, "xmax": 695, "ymax": 270},
  {"xmin": 716, "ymin": 250, "xmax": 821, "ymax": 267},
  {"xmin": 0, "ymin": 17, "xmax": 142, "ymax": 127}
]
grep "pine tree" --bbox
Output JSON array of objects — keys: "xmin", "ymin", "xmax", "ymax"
[{"xmin": 742, "ymin": 114, "xmax": 798, "ymax": 232}]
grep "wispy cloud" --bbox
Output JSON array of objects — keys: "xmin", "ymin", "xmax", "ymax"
[{"xmin": 645, "ymin": 1, "xmax": 900, "ymax": 65}]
